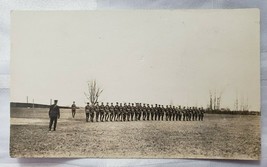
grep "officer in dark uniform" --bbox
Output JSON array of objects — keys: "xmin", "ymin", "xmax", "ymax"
[
  {"xmin": 49, "ymin": 100, "xmax": 60, "ymax": 131},
  {"xmin": 119, "ymin": 103, "xmax": 123, "ymax": 121},
  {"xmin": 85, "ymin": 102, "xmax": 90, "ymax": 122},
  {"xmin": 99, "ymin": 102, "xmax": 105, "ymax": 122}
]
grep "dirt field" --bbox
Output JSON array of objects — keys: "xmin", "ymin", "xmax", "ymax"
[{"xmin": 10, "ymin": 107, "xmax": 260, "ymax": 159}]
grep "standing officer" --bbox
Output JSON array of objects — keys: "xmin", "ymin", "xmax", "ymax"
[
  {"xmin": 71, "ymin": 101, "xmax": 76, "ymax": 118},
  {"xmin": 49, "ymin": 100, "xmax": 60, "ymax": 131}
]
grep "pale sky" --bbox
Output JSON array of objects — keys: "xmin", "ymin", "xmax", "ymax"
[{"xmin": 11, "ymin": 9, "xmax": 260, "ymax": 111}]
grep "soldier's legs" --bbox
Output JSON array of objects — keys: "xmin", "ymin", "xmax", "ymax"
[
  {"xmin": 53, "ymin": 118, "xmax": 57, "ymax": 131},
  {"xmin": 49, "ymin": 117, "xmax": 53, "ymax": 131},
  {"xmin": 86, "ymin": 113, "xmax": 89, "ymax": 122},
  {"xmin": 91, "ymin": 113, "xmax": 94, "ymax": 122}
]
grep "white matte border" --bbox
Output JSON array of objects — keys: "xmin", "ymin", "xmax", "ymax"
[{"xmin": 0, "ymin": 0, "xmax": 266, "ymax": 166}]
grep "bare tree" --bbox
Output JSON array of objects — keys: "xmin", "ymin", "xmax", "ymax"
[{"xmin": 84, "ymin": 80, "xmax": 103, "ymax": 105}]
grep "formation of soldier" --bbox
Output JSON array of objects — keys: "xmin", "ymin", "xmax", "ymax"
[{"xmin": 84, "ymin": 102, "xmax": 205, "ymax": 122}]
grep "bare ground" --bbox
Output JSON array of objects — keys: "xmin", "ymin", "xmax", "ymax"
[{"xmin": 10, "ymin": 108, "xmax": 260, "ymax": 159}]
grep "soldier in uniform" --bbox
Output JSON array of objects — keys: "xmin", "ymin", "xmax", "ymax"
[
  {"xmin": 146, "ymin": 104, "xmax": 150, "ymax": 121},
  {"xmin": 200, "ymin": 107, "xmax": 205, "ymax": 121},
  {"xmin": 119, "ymin": 103, "xmax": 123, "ymax": 121},
  {"xmin": 109, "ymin": 102, "xmax": 115, "ymax": 121},
  {"xmin": 138, "ymin": 103, "xmax": 142, "ymax": 121},
  {"xmin": 90, "ymin": 103, "xmax": 95, "ymax": 122},
  {"xmin": 131, "ymin": 103, "xmax": 135, "ymax": 121},
  {"xmin": 189, "ymin": 107, "xmax": 192, "ymax": 121},
  {"xmin": 194, "ymin": 107, "xmax": 198, "ymax": 121},
  {"xmin": 160, "ymin": 105, "xmax": 164, "ymax": 121},
  {"xmin": 105, "ymin": 102, "xmax": 110, "ymax": 121},
  {"xmin": 114, "ymin": 102, "xmax": 119, "ymax": 121},
  {"xmin": 155, "ymin": 104, "xmax": 159, "ymax": 121},
  {"xmin": 71, "ymin": 101, "xmax": 76, "ymax": 118},
  {"xmin": 95, "ymin": 102, "xmax": 100, "ymax": 122},
  {"xmin": 172, "ymin": 106, "xmax": 175, "ymax": 121},
  {"xmin": 122, "ymin": 103, "xmax": 127, "ymax": 121},
  {"xmin": 48, "ymin": 100, "xmax": 60, "ymax": 131},
  {"xmin": 134, "ymin": 103, "xmax": 138, "ymax": 121},
  {"xmin": 85, "ymin": 102, "xmax": 90, "ymax": 122},
  {"xmin": 99, "ymin": 102, "xmax": 105, "ymax": 122},
  {"xmin": 178, "ymin": 106, "xmax": 182, "ymax": 121},
  {"xmin": 157, "ymin": 104, "xmax": 161, "ymax": 121},
  {"xmin": 142, "ymin": 103, "xmax": 146, "ymax": 121},
  {"xmin": 165, "ymin": 105, "xmax": 169, "ymax": 121},
  {"xmin": 169, "ymin": 105, "xmax": 172, "ymax": 121},
  {"xmin": 174, "ymin": 106, "xmax": 178, "ymax": 121},
  {"xmin": 126, "ymin": 103, "xmax": 130, "ymax": 121},
  {"xmin": 151, "ymin": 104, "xmax": 155, "ymax": 121},
  {"xmin": 192, "ymin": 107, "xmax": 196, "ymax": 121},
  {"xmin": 182, "ymin": 106, "xmax": 186, "ymax": 121}
]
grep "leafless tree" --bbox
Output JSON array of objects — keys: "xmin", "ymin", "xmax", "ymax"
[{"xmin": 84, "ymin": 80, "xmax": 103, "ymax": 105}]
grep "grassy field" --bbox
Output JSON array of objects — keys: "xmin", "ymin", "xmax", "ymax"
[{"xmin": 10, "ymin": 107, "xmax": 260, "ymax": 159}]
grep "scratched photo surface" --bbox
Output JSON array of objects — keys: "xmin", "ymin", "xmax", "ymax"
[{"xmin": 10, "ymin": 10, "xmax": 260, "ymax": 159}]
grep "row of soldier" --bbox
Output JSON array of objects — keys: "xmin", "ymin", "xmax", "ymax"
[{"xmin": 84, "ymin": 102, "xmax": 205, "ymax": 122}]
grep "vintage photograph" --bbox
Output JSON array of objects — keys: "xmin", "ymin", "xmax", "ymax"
[{"xmin": 10, "ymin": 9, "xmax": 260, "ymax": 159}]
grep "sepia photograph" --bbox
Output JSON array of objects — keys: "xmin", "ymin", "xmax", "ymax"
[{"xmin": 10, "ymin": 9, "xmax": 260, "ymax": 159}]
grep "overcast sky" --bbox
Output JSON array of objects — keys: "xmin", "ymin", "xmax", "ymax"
[{"xmin": 10, "ymin": 9, "xmax": 260, "ymax": 111}]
